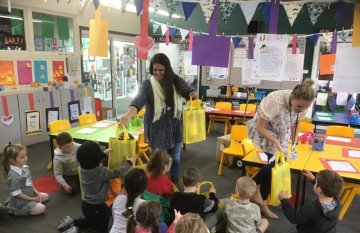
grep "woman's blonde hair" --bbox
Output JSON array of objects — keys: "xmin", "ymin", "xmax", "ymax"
[
  {"xmin": 291, "ymin": 79, "xmax": 316, "ymax": 102},
  {"xmin": 1, "ymin": 143, "xmax": 26, "ymax": 179},
  {"xmin": 175, "ymin": 213, "xmax": 208, "ymax": 233}
]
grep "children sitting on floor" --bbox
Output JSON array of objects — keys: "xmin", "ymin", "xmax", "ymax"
[
  {"xmin": 278, "ymin": 169, "xmax": 343, "ymax": 233},
  {"xmin": 170, "ymin": 166, "xmax": 220, "ymax": 230},
  {"xmin": 53, "ymin": 132, "xmax": 81, "ymax": 195},
  {"xmin": 171, "ymin": 213, "xmax": 208, "ymax": 233},
  {"xmin": 225, "ymin": 176, "xmax": 268, "ymax": 233},
  {"xmin": 2, "ymin": 143, "xmax": 49, "ymax": 216},
  {"xmin": 57, "ymin": 140, "xmax": 137, "ymax": 233}
]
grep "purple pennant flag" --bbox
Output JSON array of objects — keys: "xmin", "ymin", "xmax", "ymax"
[
  {"xmin": 310, "ymin": 34, "xmax": 320, "ymax": 44},
  {"xmin": 232, "ymin": 37, "xmax": 242, "ymax": 48},
  {"xmin": 331, "ymin": 31, "xmax": 337, "ymax": 54},
  {"xmin": 262, "ymin": 2, "xmax": 271, "ymax": 25},
  {"xmin": 192, "ymin": 0, "xmax": 231, "ymax": 68},
  {"xmin": 248, "ymin": 36, "xmax": 254, "ymax": 59},
  {"xmin": 134, "ymin": 0, "xmax": 143, "ymax": 16},
  {"xmin": 269, "ymin": 0, "xmax": 279, "ymax": 33},
  {"xmin": 182, "ymin": 2, "xmax": 197, "ymax": 21},
  {"xmin": 93, "ymin": 0, "xmax": 100, "ymax": 9},
  {"xmin": 170, "ymin": 28, "xmax": 178, "ymax": 36}
]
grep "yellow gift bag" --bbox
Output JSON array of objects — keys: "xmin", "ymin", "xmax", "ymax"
[
  {"xmin": 183, "ymin": 98, "xmax": 206, "ymax": 144},
  {"xmin": 269, "ymin": 151, "xmax": 291, "ymax": 206},
  {"xmin": 108, "ymin": 124, "xmax": 137, "ymax": 169}
]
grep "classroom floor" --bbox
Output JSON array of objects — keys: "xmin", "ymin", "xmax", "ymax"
[{"xmin": 0, "ymin": 126, "xmax": 360, "ymax": 233}]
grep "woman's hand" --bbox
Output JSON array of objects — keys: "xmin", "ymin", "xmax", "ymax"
[
  {"xmin": 301, "ymin": 170, "xmax": 315, "ymax": 182},
  {"xmin": 119, "ymin": 116, "xmax": 129, "ymax": 125},
  {"xmin": 189, "ymin": 91, "xmax": 198, "ymax": 100}
]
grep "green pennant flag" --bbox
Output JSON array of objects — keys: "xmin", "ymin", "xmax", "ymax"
[
  {"xmin": 57, "ymin": 17, "xmax": 69, "ymax": 40},
  {"xmin": 42, "ymin": 14, "xmax": 54, "ymax": 38},
  {"xmin": 10, "ymin": 9, "xmax": 24, "ymax": 36}
]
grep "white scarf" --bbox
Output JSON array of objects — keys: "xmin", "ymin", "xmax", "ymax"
[{"xmin": 150, "ymin": 76, "xmax": 183, "ymax": 123}]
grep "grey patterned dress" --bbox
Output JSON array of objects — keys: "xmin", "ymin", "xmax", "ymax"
[{"xmin": 130, "ymin": 76, "xmax": 194, "ymax": 149}]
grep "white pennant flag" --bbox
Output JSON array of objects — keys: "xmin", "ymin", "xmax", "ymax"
[
  {"xmin": 160, "ymin": 24, "xmax": 168, "ymax": 36},
  {"xmin": 281, "ymin": 3, "xmax": 304, "ymax": 26},
  {"xmin": 200, "ymin": 0, "xmax": 215, "ymax": 23},
  {"xmin": 150, "ymin": 0, "xmax": 162, "ymax": 13},
  {"xmin": 240, "ymin": 1, "xmax": 259, "ymax": 25},
  {"xmin": 322, "ymin": 32, "xmax": 332, "ymax": 49},
  {"xmin": 179, "ymin": 28, "xmax": 189, "ymax": 42}
]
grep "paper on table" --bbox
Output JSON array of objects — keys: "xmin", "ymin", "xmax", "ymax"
[
  {"xmin": 76, "ymin": 128, "xmax": 99, "ymax": 134},
  {"xmin": 348, "ymin": 150, "xmax": 360, "ymax": 158},
  {"xmin": 336, "ymin": 92, "xmax": 348, "ymax": 106},
  {"xmin": 258, "ymin": 152, "xmax": 268, "ymax": 162},
  {"xmin": 326, "ymin": 136, "xmax": 352, "ymax": 142},
  {"xmin": 316, "ymin": 112, "xmax": 330, "ymax": 116},
  {"xmin": 91, "ymin": 122, "xmax": 114, "ymax": 128},
  {"xmin": 210, "ymin": 108, "xmax": 220, "ymax": 111},
  {"xmin": 327, "ymin": 160, "xmax": 356, "ymax": 173},
  {"xmin": 316, "ymin": 93, "xmax": 328, "ymax": 106},
  {"xmin": 317, "ymin": 116, "xmax": 333, "ymax": 121},
  {"xmin": 234, "ymin": 110, "xmax": 250, "ymax": 114}
]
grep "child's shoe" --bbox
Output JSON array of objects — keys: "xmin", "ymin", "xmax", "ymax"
[
  {"xmin": 62, "ymin": 226, "xmax": 78, "ymax": 233},
  {"xmin": 58, "ymin": 216, "xmax": 74, "ymax": 231}
]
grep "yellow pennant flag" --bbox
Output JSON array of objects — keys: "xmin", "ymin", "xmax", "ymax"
[
  {"xmin": 89, "ymin": 5, "xmax": 109, "ymax": 57},
  {"xmin": 353, "ymin": 4, "xmax": 360, "ymax": 47}
]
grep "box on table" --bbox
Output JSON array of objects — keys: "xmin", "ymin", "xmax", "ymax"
[{"xmin": 216, "ymin": 134, "xmax": 234, "ymax": 165}]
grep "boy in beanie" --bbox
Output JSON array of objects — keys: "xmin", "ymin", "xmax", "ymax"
[{"xmin": 57, "ymin": 140, "xmax": 137, "ymax": 233}]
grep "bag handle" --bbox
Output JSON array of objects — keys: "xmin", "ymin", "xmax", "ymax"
[
  {"xmin": 275, "ymin": 150, "xmax": 286, "ymax": 166},
  {"xmin": 116, "ymin": 123, "xmax": 130, "ymax": 140},
  {"xmin": 196, "ymin": 181, "xmax": 214, "ymax": 195}
]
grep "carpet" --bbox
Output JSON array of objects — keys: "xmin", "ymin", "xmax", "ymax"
[{"xmin": 33, "ymin": 175, "xmax": 61, "ymax": 195}]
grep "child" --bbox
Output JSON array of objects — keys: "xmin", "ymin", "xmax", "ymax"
[
  {"xmin": 1, "ymin": 143, "xmax": 49, "ymax": 216},
  {"xmin": 173, "ymin": 213, "xmax": 208, "ymax": 233},
  {"xmin": 278, "ymin": 169, "xmax": 343, "ymax": 233},
  {"xmin": 225, "ymin": 176, "xmax": 268, "ymax": 233},
  {"xmin": 127, "ymin": 200, "xmax": 168, "ymax": 233},
  {"xmin": 146, "ymin": 148, "xmax": 173, "ymax": 196},
  {"xmin": 53, "ymin": 132, "xmax": 81, "ymax": 194},
  {"xmin": 170, "ymin": 167, "xmax": 219, "ymax": 229},
  {"xmin": 110, "ymin": 168, "xmax": 148, "ymax": 233},
  {"xmin": 57, "ymin": 140, "xmax": 137, "ymax": 233}
]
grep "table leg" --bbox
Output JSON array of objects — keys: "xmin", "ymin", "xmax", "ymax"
[
  {"xmin": 301, "ymin": 174, "xmax": 307, "ymax": 206},
  {"xmin": 295, "ymin": 171, "xmax": 301, "ymax": 210}
]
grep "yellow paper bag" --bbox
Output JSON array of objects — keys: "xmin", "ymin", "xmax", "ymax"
[
  {"xmin": 269, "ymin": 151, "xmax": 291, "ymax": 206},
  {"xmin": 183, "ymin": 99, "xmax": 206, "ymax": 144},
  {"xmin": 108, "ymin": 124, "xmax": 137, "ymax": 169}
]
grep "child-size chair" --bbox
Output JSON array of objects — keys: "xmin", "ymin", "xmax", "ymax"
[
  {"xmin": 325, "ymin": 125, "xmax": 355, "ymax": 138},
  {"xmin": 241, "ymin": 138, "xmax": 260, "ymax": 177},
  {"xmin": 136, "ymin": 133, "xmax": 151, "ymax": 164},
  {"xmin": 48, "ymin": 120, "xmax": 71, "ymax": 169},
  {"xmin": 218, "ymin": 125, "xmax": 248, "ymax": 175},
  {"xmin": 299, "ymin": 122, "xmax": 315, "ymax": 133},
  {"xmin": 78, "ymin": 113, "xmax": 97, "ymax": 126},
  {"xmin": 339, "ymin": 184, "xmax": 360, "ymax": 220},
  {"xmin": 234, "ymin": 104, "xmax": 257, "ymax": 125},
  {"xmin": 207, "ymin": 102, "xmax": 232, "ymax": 135}
]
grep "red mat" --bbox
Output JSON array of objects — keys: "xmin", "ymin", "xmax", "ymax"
[{"xmin": 33, "ymin": 175, "xmax": 61, "ymax": 194}]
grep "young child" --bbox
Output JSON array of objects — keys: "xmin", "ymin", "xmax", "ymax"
[
  {"xmin": 127, "ymin": 200, "xmax": 168, "ymax": 233},
  {"xmin": 170, "ymin": 167, "xmax": 219, "ymax": 229},
  {"xmin": 278, "ymin": 169, "xmax": 344, "ymax": 233},
  {"xmin": 225, "ymin": 176, "xmax": 268, "ymax": 233},
  {"xmin": 172, "ymin": 213, "xmax": 208, "ymax": 233},
  {"xmin": 53, "ymin": 132, "xmax": 81, "ymax": 194},
  {"xmin": 1, "ymin": 143, "xmax": 49, "ymax": 216},
  {"xmin": 57, "ymin": 140, "xmax": 137, "ymax": 233},
  {"xmin": 110, "ymin": 168, "xmax": 148, "ymax": 233},
  {"xmin": 146, "ymin": 148, "xmax": 173, "ymax": 196}
]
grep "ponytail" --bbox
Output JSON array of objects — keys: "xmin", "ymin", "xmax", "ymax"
[
  {"xmin": 126, "ymin": 215, "xmax": 137, "ymax": 233},
  {"xmin": 291, "ymin": 79, "xmax": 316, "ymax": 102},
  {"xmin": 2, "ymin": 143, "xmax": 25, "ymax": 179}
]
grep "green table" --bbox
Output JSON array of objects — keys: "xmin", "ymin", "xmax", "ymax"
[{"xmin": 49, "ymin": 120, "xmax": 144, "ymax": 160}]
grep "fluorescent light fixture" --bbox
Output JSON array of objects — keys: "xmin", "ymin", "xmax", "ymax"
[
  {"xmin": 32, "ymin": 19, "xmax": 56, "ymax": 24},
  {"xmin": 0, "ymin": 14, "xmax": 23, "ymax": 20}
]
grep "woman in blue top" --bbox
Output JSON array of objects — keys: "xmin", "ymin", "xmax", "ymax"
[{"xmin": 120, "ymin": 53, "xmax": 198, "ymax": 182}]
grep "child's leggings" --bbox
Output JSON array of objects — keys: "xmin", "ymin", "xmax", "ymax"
[{"xmin": 30, "ymin": 192, "xmax": 49, "ymax": 215}]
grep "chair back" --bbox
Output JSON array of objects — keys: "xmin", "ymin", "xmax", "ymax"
[
  {"xmin": 241, "ymin": 138, "xmax": 256, "ymax": 155},
  {"xmin": 326, "ymin": 125, "xmax": 355, "ymax": 138},
  {"xmin": 239, "ymin": 104, "xmax": 257, "ymax": 113},
  {"xmin": 49, "ymin": 119, "xmax": 71, "ymax": 133},
  {"xmin": 230, "ymin": 125, "xmax": 248, "ymax": 142},
  {"xmin": 299, "ymin": 122, "xmax": 315, "ymax": 133},
  {"xmin": 78, "ymin": 114, "xmax": 97, "ymax": 126},
  {"xmin": 138, "ymin": 108, "xmax": 146, "ymax": 118},
  {"xmin": 215, "ymin": 102, "xmax": 232, "ymax": 111},
  {"xmin": 138, "ymin": 133, "xmax": 145, "ymax": 144}
]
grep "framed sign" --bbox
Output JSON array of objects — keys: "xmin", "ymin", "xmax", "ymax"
[
  {"xmin": 45, "ymin": 107, "xmax": 60, "ymax": 131},
  {"xmin": 68, "ymin": 100, "xmax": 80, "ymax": 123},
  {"xmin": 25, "ymin": 110, "xmax": 41, "ymax": 135}
]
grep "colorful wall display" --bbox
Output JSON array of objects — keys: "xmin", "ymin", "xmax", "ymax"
[
  {"xmin": 52, "ymin": 60, "xmax": 65, "ymax": 82},
  {"xmin": 17, "ymin": 60, "xmax": 33, "ymax": 85},
  {"xmin": 34, "ymin": 60, "xmax": 48, "ymax": 83},
  {"xmin": 0, "ymin": 60, "xmax": 16, "ymax": 86}
]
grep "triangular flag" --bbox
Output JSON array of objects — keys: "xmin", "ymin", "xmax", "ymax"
[
  {"xmin": 179, "ymin": 28, "xmax": 189, "ymax": 42},
  {"xmin": 339, "ymin": 30, "xmax": 349, "ymax": 42},
  {"xmin": 262, "ymin": 2, "xmax": 271, "ymax": 25},
  {"xmin": 240, "ymin": 1, "xmax": 258, "ymax": 25},
  {"xmin": 220, "ymin": 2, "xmax": 237, "ymax": 23},
  {"xmin": 150, "ymin": 0, "xmax": 162, "ymax": 13},
  {"xmin": 134, "ymin": 0, "xmax": 143, "ymax": 16},
  {"xmin": 297, "ymin": 37, "xmax": 307, "ymax": 47},
  {"xmin": 200, "ymin": 0, "xmax": 215, "ymax": 23},
  {"xmin": 182, "ymin": 2, "xmax": 197, "ymax": 21},
  {"xmin": 165, "ymin": 0, "xmax": 180, "ymax": 20},
  {"xmin": 170, "ymin": 27, "xmax": 177, "ymax": 36},
  {"xmin": 307, "ymin": 2, "xmax": 328, "ymax": 25},
  {"xmin": 93, "ymin": 0, "xmax": 100, "ymax": 9},
  {"xmin": 335, "ymin": 2, "xmax": 352, "ymax": 28},
  {"xmin": 121, "ymin": 0, "xmax": 131, "ymax": 13},
  {"xmin": 310, "ymin": 34, "xmax": 320, "ymax": 44},
  {"xmin": 232, "ymin": 37, "xmax": 242, "ymax": 48},
  {"xmin": 160, "ymin": 24, "xmax": 167, "ymax": 35},
  {"xmin": 281, "ymin": 2, "xmax": 304, "ymax": 26},
  {"xmin": 152, "ymin": 21, "xmax": 160, "ymax": 34},
  {"xmin": 353, "ymin": 3, "xmax": 360, "ymax": 47},
  {"xmin": 322, "ymin": 32, "xmax": 332, "ymax": 49}
]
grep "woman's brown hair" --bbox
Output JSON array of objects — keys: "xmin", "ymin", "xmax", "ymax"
[{"xmin": 291, "ymin": 79, "xmax": 316, "ymax": 102}]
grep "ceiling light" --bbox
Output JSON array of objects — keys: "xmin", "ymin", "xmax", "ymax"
[{"xmin": 0, "ymin": 15, "xmax": 23, "ymax": 20}]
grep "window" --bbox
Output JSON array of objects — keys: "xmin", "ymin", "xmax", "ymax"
[
  {"xmin": 0, "ymin": 7, "xmax": 25, "ymax": 50},
  {"xmin": 32, "ymin": 12, "xmax": 74, "ymax": 52}
]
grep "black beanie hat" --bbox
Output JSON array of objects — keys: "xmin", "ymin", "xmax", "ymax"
[{"xmin": 77, "ymin": 141, "xmax": 104, "ymax": 169}]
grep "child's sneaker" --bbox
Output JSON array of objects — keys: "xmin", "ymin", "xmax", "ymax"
[
  {"xmin": 62, "ymin": 226, "xmax": 78, "ymax": 233},
  {"xmin": 58, "ymin": 216, "xmax": 74, "ymax": 231}
]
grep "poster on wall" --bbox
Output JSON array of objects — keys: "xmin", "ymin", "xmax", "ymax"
[
  {"xmin": 25, "ymin": 110, "xmax": 42, "ymax": 135},
  {"xmin": 183, "ymin": 51, "xmax": 198, "ymax": 76},
  {"xmin": 53, "ymin": 61, "xmax": 65, "ymax": 82},
  {"xmin": 280, "ymin": 53, "xmax": 304, "ymax": 82},
  {"xmin": 0, "ymin": 60, "xmax": 16, "ymax": 86},
  {"xmin": 233, "ymin": 47, "xmax": 247, "ymax": 68},
  {"xmin": 34, "ymin": 60, "xmax": 48, "ymax": 83},
  {"xmin": 45, "ymin": 107, "xmax": 59, "ymax": 131},
  {"xmin": 17, "ymin": 61, "xmax": 33, "ymax": 85},
  {"xmin": 209, "ymin": 67, "xmax": 228, "ymax": 79},
  {"xmin": 68, "ymin": 100, "xmax": 80, "ymax": 123},
  {"xmin": 34, "ymin": 36, "xmax": 44, "ymax": 51}
]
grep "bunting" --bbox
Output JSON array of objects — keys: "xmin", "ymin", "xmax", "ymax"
[
  {"xmin": 232, "ymin": 37, "xmax": 242, "ymax": 48},
  {"xmin": 297, "ymin": 37, "xmax": 307, "ymax": 47},
  {"xmin": 152, "ymin": 21, "xmax": 160, "ymax": 33},
  {"xmin": 150, "ymin": 0, "xmax": 162, "ymax": 13},
  {"xmin": 335, "ymin": 2, "xmax": 353, "ymax": 28},
  {"xmin": 179, "ymin": 28, "xmax": 189, "ymax": 41},
  {"xmin": 165, "ymin": 0, "xmax": 180, "ymax": 20},
  {"xmin": 321, "ymin": 32, "xmax": 332, "ymax": 50},
  {"xmin": 220, "ymin": 2, "xmax": 237, "ymax": 23},
  {"xmin": 134, "ymin": 0, "xmax": 143, "ymax": 16},
  {"xmin": 160, "ymin": 24, "xmax": 167, "ymax": 35},
  {"xmin": 200, "ymin": 0, "xmax": 215, "ymax": 23},
  {"xmin": 182, "ymin": 2, "xmax": 197, "ymax": 21},
  {"xmin": 281, "ymin": 2, "xmax": 304, "ymax": 26},
  {"xmin": 310, "ymin": 34, "xmax": 320, "ymax": 44},
  {"xmin": 240, "ymin": 1, "xmax": 258, "ymax": 25},
  {"xmin": 307, "ymin": 2, "xmax": 328, "ymax": 25},
  {"xmin": 269, "ymin": 0, "xmax": 280, "ymax": 34}
]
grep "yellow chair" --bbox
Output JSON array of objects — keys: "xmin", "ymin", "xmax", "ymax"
[
  {"xmin": 339, "ymin": 184, "xmax": 360, "ymax": 220},
  {"xmin": 136, "ymin": 133, "xmax": 151, "ymax": 165},
  {"xmin": 325, "ymin": 125, "xmax": 355, "ymax": 138},
  {"xmin": 299, "ymin": 122, "xmax": 315, "ymax": 133},
  {"xmin": 241, "ymin": 138, "xmax": 260, "ymax": 177},
  {"xmin": 207, "ymin": 102, "xmax": 232, "ymax": 135},
  {"xmin": 48, "ymin": 120, "xmax": 71, "ymax": 169},
  {"xmin": 234, "ymin": 104, "xmax": 257, "ymax": 125},
  {"xmin": 218, "ymin": 125, "xmax": 248, "ymax": 175},
  {"xmin": 138, "ymin": 108, "xmax": 146, "ymax": 118},
  {"xmin": 78, "ymin": 113, "xmax": 97, "ymax": 126},
  {"xmin": 300, "ymin": 118, "xmax": 312, "ymax": 123}
]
